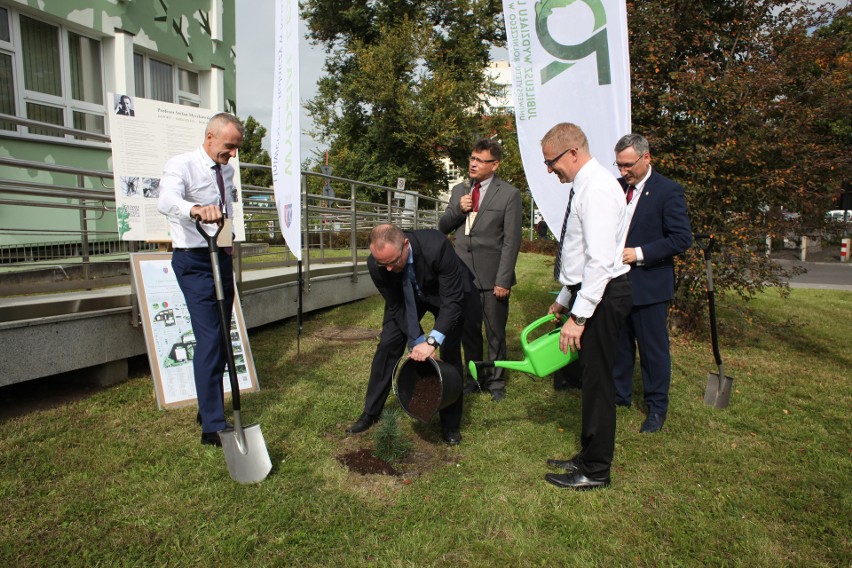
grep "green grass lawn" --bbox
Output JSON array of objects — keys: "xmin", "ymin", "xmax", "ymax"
[{"xmin": 1, "ymin": 253, "xmax": 849, "ymax": 566}]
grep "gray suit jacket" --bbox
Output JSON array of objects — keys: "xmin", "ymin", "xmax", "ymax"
[{"xmin": 438, "ymin": 175, "xmax": 522, "ymax": 290}]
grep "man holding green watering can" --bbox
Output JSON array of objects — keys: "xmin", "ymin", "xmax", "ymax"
[{"xmin": 540, "ymin": 123, "xmax": 633, "ymax": 491}]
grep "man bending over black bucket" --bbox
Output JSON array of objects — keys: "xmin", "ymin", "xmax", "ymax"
[{"xmin": 346, "ymin": 223, "xmax": 481, "ymax": 445}]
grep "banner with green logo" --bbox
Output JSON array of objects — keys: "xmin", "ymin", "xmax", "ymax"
[{"xmin": 503, "ymin": 0, "xmax": 630, "ymax": 233}]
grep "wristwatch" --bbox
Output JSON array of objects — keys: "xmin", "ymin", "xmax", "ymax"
[
  {"xmin": 571, "ymin": 314, "xmax": 587, "ymax": 326},
  {"xmin": 426, "ymin": 336, "xmax": 440, "ymax": 348}
]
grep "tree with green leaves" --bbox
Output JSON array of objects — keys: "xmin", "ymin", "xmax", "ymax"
[
  {"xmin": 237, "ymin": 115, "xmax": 272, "ymax": 189},
  {"xmin": 302, "ymin": 0, "xmax": 506, "ymax": 197},
  {"xmin": 625, "ymin": 1, "xmax": 848, "ymax": 326}
]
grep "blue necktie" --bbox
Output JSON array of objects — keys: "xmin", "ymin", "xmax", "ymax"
[{"xmin": 402, "ymin": 263, "xmax": 422, "ymax": 348}]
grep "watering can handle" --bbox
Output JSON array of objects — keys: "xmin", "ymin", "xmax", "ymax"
[{"xmin": 520, "ymin": 314, "xmax": 567, "ymax": 348}]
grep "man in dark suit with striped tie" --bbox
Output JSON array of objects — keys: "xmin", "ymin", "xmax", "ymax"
[
  {"xmin": 611, "ymin": 134, "xmax": 692, "ymax": 433},
  {"xmin": 345, "ymin": 224, "xmax": 481, "ymax": 445}
]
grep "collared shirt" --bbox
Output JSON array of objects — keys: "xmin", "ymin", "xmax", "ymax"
[
  {"xmin": 157, "ymin": 146, "xmax": 235, "ymax": 248},
  {"xmin": 555, "ymin": 157, "xmax": 630, "ymax": 318},
  {"xmin": 406, "ymin": 247, "xmax": 446, "ymax": 346},
  {"xmin": 625, "ymin": 166, "xmax": 653, "ymax": 265},
  {"xmin": 474, "ymin": 175, "xmax": 494, "ymax": 208}
]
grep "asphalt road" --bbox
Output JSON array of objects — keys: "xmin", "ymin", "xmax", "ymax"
[{"xmin": 775, "ymin": 259, "xmax": 852, "ymax": 291}]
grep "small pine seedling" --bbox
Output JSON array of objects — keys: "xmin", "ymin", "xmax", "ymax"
[{"xmin": 372, "ymin": 408, "xmax": 412, "ymax": 463}]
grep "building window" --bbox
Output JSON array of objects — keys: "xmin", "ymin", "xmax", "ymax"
[
  {"xmin": 0, "ymin": 7, "xmax": 9, "ymax": 43},
  {"xmin": 2, "ymin": 9, "xmax": 106, "ymax": 139},
  {"xmin": 133, "ymin": 52, "xmax": 145, "ymax": 99},
  {"xmin": 135, "ymin": 52, "xmax": 201, "ymax": 107},
  {"xmin": 68, "ymin": 32, "xmax": 103, "ymax": 105},
  {"xmin": 149, "ymin": 57, "xmax": 173, "ymax": 102},
  {"xmin": 0, "ymin": 52, "xmax": 14, "ymax": 131},
  {"xmin": 20, "ymin": 16, "xmax": 62, "ymax": 97}
]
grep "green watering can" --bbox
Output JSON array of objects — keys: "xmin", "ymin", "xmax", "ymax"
[{"xmin": 469, "ymin": 314, "xmax": 579, "ymax": 380}]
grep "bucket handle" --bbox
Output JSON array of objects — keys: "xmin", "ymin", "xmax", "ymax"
[{"xmin": 520, "ymin": 314, "xmax": 566, "ymax": 348}]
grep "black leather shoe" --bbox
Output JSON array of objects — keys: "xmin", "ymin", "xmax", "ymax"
[
  {"xmin": 490, "ymin": 389, "xmax": 505, "ymax": 402},
  {"xmin": 463, "ymin": 381, "xmax": 482, "ymax": 394},
  {"xmin": 200, "ymin": 431, "xmax": 222, "ymax": 447},
  {"xmin": 640, "ymin": 412, "xmax": 666, "ymax": 433},
  {"xmin": 442, "ymin": 430, "xmax": 462, "ymax": 446},
  {"xmin": 346, "ymin": 412, "xmax": 379, "ymax": 434},
  {"xmin": 546, "ymin": 455, "xmax": 581, "ymax": 472},
  {"xmin": 545, "ymin": 471, "xmax": 610, "ymax": 490}
]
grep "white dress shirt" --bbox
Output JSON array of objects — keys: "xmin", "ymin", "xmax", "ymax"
[
  {"xmin": 625, "ymin": 166, "xmax": 653, "ymax": 264},
  {"xmin": 157, "ymin": 146, "xmax": 235, "ymax": 248},
  {"xmin": 555, "ymin": 157, "xmax": 630, "ymax": 318}
]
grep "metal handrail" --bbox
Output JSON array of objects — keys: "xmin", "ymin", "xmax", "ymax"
[
  {"xmin": 0, "ymin": 113, "xmax": 111, "ymax": 143},
  {"xmin": 0, "ymin": 154, "xmax": 449, "ymax": 295}
]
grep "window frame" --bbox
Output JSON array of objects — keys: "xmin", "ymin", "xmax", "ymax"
[
  {"xmin": 1, "ymin": 7, "xmax": 107, "ymax": 143},
  {"xmin": 134, "ymin": 50, "xmax": 202, "ymax": 107}
]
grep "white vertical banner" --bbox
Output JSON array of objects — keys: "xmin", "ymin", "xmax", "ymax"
[
  {"xmin": 502, "ymin": 0, "xmax": 631, "ymax": 234},
  {"xmin": 272, "ymin": 0, "xmax": 302, "ymax": 260}
]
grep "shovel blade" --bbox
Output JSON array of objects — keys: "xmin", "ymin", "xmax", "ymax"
[
  {"xmin": 704, "ymin": 372, "xmax": 733, "ymax": 409},
  {"xmin": 219, "ymin": 423, "xmax": 273, "ymax": 484}
]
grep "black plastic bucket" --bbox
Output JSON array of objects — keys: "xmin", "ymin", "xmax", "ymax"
[{"xmin": 393, "ymin": 357, "xmax": 463, "ymax": 424}]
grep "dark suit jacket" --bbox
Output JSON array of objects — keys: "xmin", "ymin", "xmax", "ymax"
[
  {"xmin": 367, "ymin": 229, "xmax": 475, "ymax": 337},
  {"xmin": 620, "ymin": 169, "xmax": 692, "ymax": 306},
  {"xmin": 438, "ymin": 176, "xmax": 522, "ymax": 290}
]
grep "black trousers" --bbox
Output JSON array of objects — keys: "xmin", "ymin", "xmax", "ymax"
[
  {"xmin": 363, "ymin": 294, "xmax": 481, "ymax": 432},
  {"xmin": 570, "ymin": 275, "xmax": 632, "ymax": 478},
  {"xmin": 462, "ymin": 289, "xmax": 509, "ymax": 391}
]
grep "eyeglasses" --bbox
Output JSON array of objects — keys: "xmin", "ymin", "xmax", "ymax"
[
  {"xmin": 613, "ymin": 155, "xmax": 645, "ymax": 170},
  {"xmin": 470, "ymin": 155, "xmax": 498, "ymax": 164},
  {"xmin": 375, "ymin": 242, "xmax": 407, "ymax": 267},
  {"xmin": 544, "ymin": 147, "xmax": 576, "ymax": 169}
]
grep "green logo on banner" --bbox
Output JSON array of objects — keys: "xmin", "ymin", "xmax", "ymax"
[{"xmin": 535, "ymin": 0, "xmax": 612, "ymax": 85}]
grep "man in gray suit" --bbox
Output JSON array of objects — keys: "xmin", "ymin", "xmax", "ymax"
[{"xmin": 439, "ymin": 139, "xmax": 522, "ymax": 401}]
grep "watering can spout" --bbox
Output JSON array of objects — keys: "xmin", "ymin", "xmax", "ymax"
[{"xmin": 469, "ymin": 359, "xmax": 537, "ymax": 381}]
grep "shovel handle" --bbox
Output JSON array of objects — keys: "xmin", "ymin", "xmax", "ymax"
[
  {"xmin": 194, "ymin": 217, "xmax": 241, "ymax": 412},
  {"xmin": 696, "ymin": 233, "xmax": 724, "ymax": 367},
  {"xmin": 694, "ymin": 233, "xmax": 715, "ymax": 261},
  {"xmin": 194, "ymin": 217, "xmax": 224, "ymax": 251}
]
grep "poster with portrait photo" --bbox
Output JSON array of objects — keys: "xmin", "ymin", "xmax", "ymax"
[{"xmin": 108, "ymin": 94, "xmax": 246, "ymax": 242}]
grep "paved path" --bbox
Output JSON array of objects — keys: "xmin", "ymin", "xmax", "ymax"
[{"xmin": 775, "ymin": 259, "xmax": 852, "ymax": 291}]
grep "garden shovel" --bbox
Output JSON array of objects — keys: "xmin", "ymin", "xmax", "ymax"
[
  {"xmin": 196, "ymin": 219, "xmax": 272, "ymax": 483},
  {"xmin": 695, "ymin": 234, "xmax": 733, "ymax": 409}
]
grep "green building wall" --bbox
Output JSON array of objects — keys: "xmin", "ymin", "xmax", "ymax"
[{"xmin": 0, "ymin": 0, "xmax": 238, "ymax": 249}]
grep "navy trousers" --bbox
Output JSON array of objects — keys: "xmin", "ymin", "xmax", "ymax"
[
  {"xmin": 612, "ymin": 301, "xmax": 671, "ymax": 415},
  {"xmin": 172, "ymin": 249, "xmax": 234, "ymax": 433}
]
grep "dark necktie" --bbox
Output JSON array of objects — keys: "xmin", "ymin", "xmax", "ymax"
[
  {"xmin": 402, "ymin": 263, "xmax": 422, "ymax": 348},
  {"xmin": 471, "ymin": 181, "xmax": 481, "ymax": 212},
  {"xmin": 626, "ymin": 184, "xmax": 635, "ymax": 204},
  {"xmin": 553, "ymin": 187, "xmax": 575, "ymax": 281},
  {"xmin": 213, "ymin": 164, "xmax": 227, "ymax": 215},
  {"xmin": 212, "ymin": 164, "xmax": 233, "ymax": 255}
]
